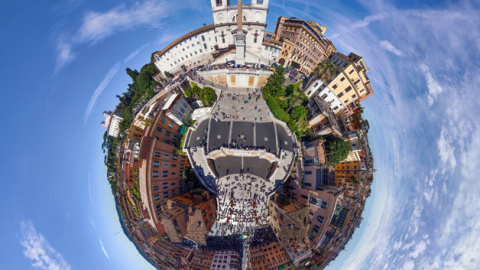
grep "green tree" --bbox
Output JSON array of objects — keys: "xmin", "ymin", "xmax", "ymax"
[
  {"xmin": 263, "ymin": 66, "xmax": 286, "ymax": 97},
  {"xmin": 314, "ymin": 60, "xmax": 337, "ymax": 83},
  {"xmin": 325, "ymin": 136, "xmax": 350, "ymax": 166},
  {"xmin": 185, "ymin": 87, "xmax": 194, "ymax": 97},
  {"xmin": 291, "ymin": 106, "xmax": 308, "ymax": 121},
  {"xmin": 284, "ymin": 84, "xmax": 294, "ymax": 96}
]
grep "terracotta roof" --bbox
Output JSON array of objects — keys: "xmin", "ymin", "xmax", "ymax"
[
  {"xmin": 153, "ymin": 24, "xmax": 216, "ymax": 59},
  {"xmin": 152, "ymin": 22, "xmax": 268, "ymax": 60}
]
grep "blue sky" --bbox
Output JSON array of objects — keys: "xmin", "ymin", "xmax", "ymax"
[{"xmin": 1, "ymin": 0, "xmax": 479, "ymax": 269}]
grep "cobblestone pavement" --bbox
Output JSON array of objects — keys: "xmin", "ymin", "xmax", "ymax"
[{"xmin": 211, "ymin": 89, "xmax": 274, "ymax": 123}]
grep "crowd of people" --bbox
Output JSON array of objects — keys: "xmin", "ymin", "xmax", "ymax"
[
  {"xmin": 212, "ymin": 172, "xmax": 276, "ymax": 236},
  {"xmin": 211, "ymin": 89, "xmax": 268, "ymax": 123}
]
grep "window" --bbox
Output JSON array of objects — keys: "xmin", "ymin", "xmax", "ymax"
[
  {"xmin": 156, "ymin": 127, "xmax": 163, "ymax": 132},
  {"xmin": 181, "ymin": 156, "xmax": 186, "ymax": 162},
  {"xmin": 171, "ymin": 172, "xmax": 176, "ymax": 176},
  {"xmin": 305, "ymin": 171, "xmax": 312, "ymax": 175},
  {"xmin": 304, "ymin": 182, "xmax": 312, "ymax": 187},
  {"xmin": 153, "ymin": 171, "xmax": 159, "ymax": 177},
  {"xmin": 332, "ymin": 84, "xmax": 338, "ymax": 89},
  {"xmin": 155, "ymin": 151, "xmax": 161, "ymax": 157},
  {"xmin": 153, "ymin": 161, "xmax": 160, "ymax": 167},
  {"xmin": 173, "ymin": 135, "xmax": 179, "ymax": 141},
  {"xmin": 162, "ymin": 183, "xmax": 168, "ymax": 189},
  {"xmin": 173, "ymin": 155, "xmax": 178, "ymax": 160},
  {"xmin": 321, "ymin": 94, "xmax": 328, "ymax": 99},
  {"xmin": 301, "ymin": 194, "xmax": 308, "ymax": 199},
  {"xmin": 180, "ymin": 164, "xmax": 184, "ymax": 169},
  {"xmin": 338, "ymin": 93, "xmax": 344, "ymax": 98},
  {"xmin": 171, "ymin": 190, "xmax": 176, "ymax": 196},
  {"xmin": 309, "ymin": 235, "xmax": 315, "ymax": 241},
  {"xmin": 344, "ymin": 99, "xmax": 349, "ymax": 104},
  {"xmin": 201, "ymin": 35, "xmax": 205, "ymax": 41},
  {"xmin": 333, "ymin": 106, "xmax": 339, "ymax": 110},
  {"xmin": 340, "ymin": 77, "xmax": 345, "ymax": 82},
  {"xmin": 162, "ymin": 171, "xmax": 168, "ymax": 177},
  {"xmin": 154, "ymin": 194, "xmax": 160, "ymax": 201},
  {"xmin": 317, "ymin": 215, "xmax": 324, "ymax": 223},
  {"xmin": 349, "ymin": 69, "xmax": 354, "ymax": 74},
  {"xmin": 153, "ymin": 185, "xmax": 159, "ymax": 190},
  {"xmin": 360, "ymin": 88, "xmax": 365, "ymax": 93},
  {"xmin": 354, "ymin": 79, "xmax": 360, "ymax": 84},
  {"xmin": 163, "ymin": 192, "xmax": 169, "ymax": 198},
  {"xmin": 165, "ymin": 131, "xmax": 171, "ymax": 137},
  {"xmin": 160, "ymin": 118, "xmax": 166, "ymax": 123},
  {"xmin": 171, "ymin": 164, "xmax": 177, "ymax": 168},
  {"xmin": 313, "ymin": 225, "xmax": 320, "ymax": 233},
  {"xmin": 179, "ymin": 180, "xmax": 184, "ymax": 186},
  {"xmin": 345, "ymin": 86, "xmax": 352, "ymax": 93},
  {"xmin": 171, "ymin": 182, "xmax": 175, "ymax": 186},
  {"xmin": 321, "ymin": 202, "xmax": 327, "ymax": 209},
  {"xmin": 164, "ymin": 153, "xmax": 170, "ymax": 158},
  {"xmin": 168, "ymin": 122, "xmax": 174, "ymax": 128},
  {"xmin": 163, "ymin": 162, "xmax": 169, "ymax": 167},
  {"xmin": 156, "ymin": 204, "xmax": 162, "ymax": 211}
]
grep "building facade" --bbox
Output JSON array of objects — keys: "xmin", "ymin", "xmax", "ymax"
[
  {"xmin": 268, "ymin": 194, "xmax": 310, "ymax": 247},
  {"xmin": 101, "ymin": 110, "xmax": 123, "ymax": 138},
  {"xmin": 248, "ymin": 241, "xmax": 294, "ymax": 270},
  {"xmin": 211, "ymin": 250, "xmax": 240, "ymax": 270},
  {"xmin": 138, "ymin": 109, "xmax": 191, "ymax": 233},
  {"xmin": 161, "ymin": 189, "xmax": 216, "ymax": 246},
  {"xmin": 274, "ymin": 16, "xmax": 336, "ymax": 74},
  {"xmin": 326, "ymin": 52, "xmax": 372, "ymax": 116},
  {"xmin": 153, "ymin": 0, "xmax": 270, "ymax": 76}
]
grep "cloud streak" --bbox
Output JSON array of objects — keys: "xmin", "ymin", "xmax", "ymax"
[
  {"xmin": 380, "ymin": 40, "xmax": 403, "ymax": 56},
  {"xmin": 98, "ymin": 239, "xmax": 110, "ymax": 260},
  {"xmin": 83, "ymin": 62, "xmax": 120, "ymax": 124},
  {"xmin": 19, "ymin": 221, "xmax": 71, "ymax": 270},
  {"xmin": 54, "ymin": 0, "xmax": 176, "ymax": 72}
]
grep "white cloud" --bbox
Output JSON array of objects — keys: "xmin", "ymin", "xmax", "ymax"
[
  {"xmin": 78, "ymin": 0, "xmax": 170, "ymax": 44},
  {"xmin": 83, "ymin": 62, "xmax": 120, "ymax": 124},
  {"xmin": 124, "ymin": 44, "xmax": 148, "ymax": 63},
  {"xmin": 54, "ymin": 40, "xmax": 76, "ymax": 74},
  {"xmin": 54, "ymin": 0, "xmax": 182, "ymax": 72},
  {"xmin": 409, "ymin": 241, "xmax": 427, "ymax": 259},
  {"xmin": 380, "ymin": 40, "xmax": 403, "ymax": 56},
  {"xmin": 98, "ymin": 239, "xmax": 110, "ymax": 260},
  {"xmin": 420, "ymin": 64, "xmax": 443, "ymax": 106},
  {"xmin": 437, "ymin": 127, "xmax": 456, "ymax": 171},
  {"xmin": 19, "ymin": 221, "xmax": 71, "ymax": 270}
]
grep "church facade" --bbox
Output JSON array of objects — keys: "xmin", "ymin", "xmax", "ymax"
[{"xmin": 153, "ymin": 0, "xmax": 270, "ymax": 76}]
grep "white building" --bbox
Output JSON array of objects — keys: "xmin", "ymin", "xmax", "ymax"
[
  {"xmin": 304, "ymin": 79, "xmax": 345, "ymax": 113},
  {"xmin": 261, "ymin": 38, "xmax": 282, "ymax": 65},
  {"xmin": 101, "ymin": 110, "xmax": 123, "ymax": 138},
  {"xmin": 343, "ymin": 130, "xmax": 362, "ymax": 162},
  {"xmin": 162, "ymin": 94, "xmax": 193, "ymax": 126},
  {"xmin": 153, "ymin": 0, "xmax": 270, "ymax": 76}
]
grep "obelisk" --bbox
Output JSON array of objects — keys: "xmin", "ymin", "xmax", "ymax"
[{"xmin": 234, "ymin": 0, "xmax": 246, "ymax": 65}]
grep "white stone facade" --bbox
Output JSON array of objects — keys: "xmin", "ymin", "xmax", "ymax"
[
  {"xmin": 153, "ymin": 0, "xmax": 270, "ymax": 75},
  {"xmin": 304, "ymin": 79, "xmax": 345, "ymax": 113},
  {"xmin": 101, "ymin": 111, "xmax": 123, "ymax": 138}
]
